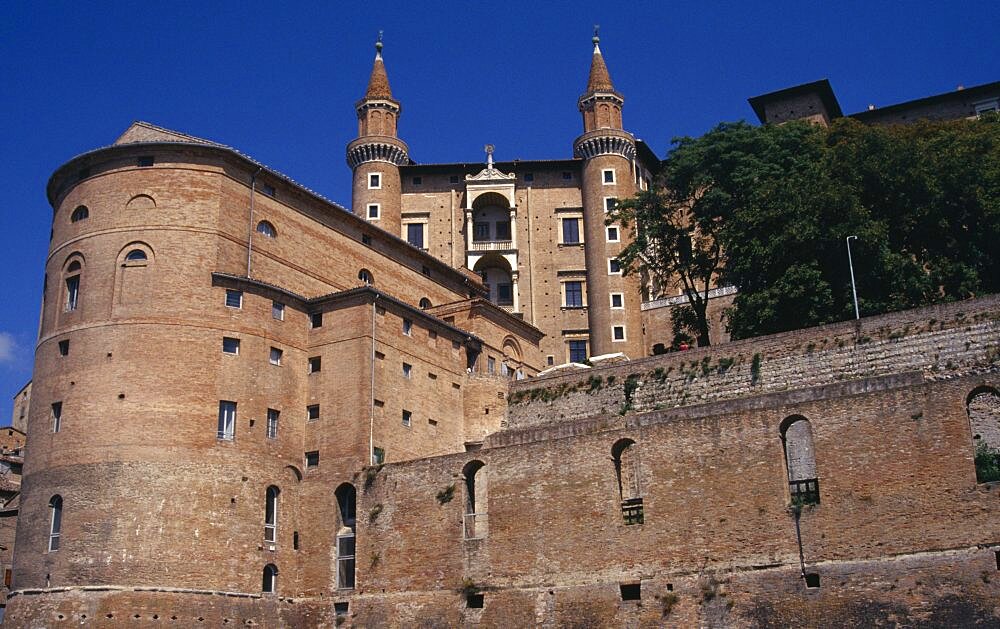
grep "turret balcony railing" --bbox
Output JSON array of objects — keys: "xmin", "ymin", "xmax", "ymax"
[{"xmin": 469, "ymin": 240, "xmax": 514, "ymax": 252}]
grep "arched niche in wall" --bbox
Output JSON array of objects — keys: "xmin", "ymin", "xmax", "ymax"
[
  {"xmin": 967, "ymin": 385, "xmax": 1000, "ymax": 483},
  {"xmin": 125, "ymin": 194, "xmax": 156, "ymax": 211},
  {"xmin": 114, "ymin": 242, "xmax": 154, "ymax": 308}
]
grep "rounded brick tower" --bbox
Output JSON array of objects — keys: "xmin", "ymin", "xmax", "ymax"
[
  {"xmin": 574, "ymin": 33, "xmax": 645, "ymax": 358},
  {"xmin": 347, "ymin": 35, "xmax": 408, "ymax": 237}
]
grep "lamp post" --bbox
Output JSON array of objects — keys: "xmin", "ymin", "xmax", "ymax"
[{"xmin": 846, "ymin": 235, "xmax": 860, "ymax": 320}]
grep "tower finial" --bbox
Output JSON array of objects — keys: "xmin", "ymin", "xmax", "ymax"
[
  {"xmin": 593, "ymin": 24, "xmax": 600, "ymax": 46},
  {"xmin": 375, "ymin": 30, "xmax": 384, "ymax": 58},
  {"xmin": 485, "ymin": 144, "xmax": 495, "ymax": 168}
]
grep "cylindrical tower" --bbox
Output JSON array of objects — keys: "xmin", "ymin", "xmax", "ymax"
[
  {"xmin": 574, "ymin": 34, "xmax": 645, "ymax": 358},
  {"xmin": 347, "ymin": 37, "xmax": 408, "ymax": 237}
]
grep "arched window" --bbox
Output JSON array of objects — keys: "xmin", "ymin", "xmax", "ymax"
[
  {"xmin": 462, "ymin": 460, "xmax": 488, "ymax": 539},
  {"xmin": 358, "ymin": 269, "xmax": 373, "ymax": 285},
  {"xmin": 124, "ymin": 249, "xmax": 148, "ymax": 263},
  {"xmin": 70, "ymin": 205, "xmax": 89, "ymax": 222},
  {"xmin": 262, "ymin": 564, "xmax": 278, "ymax": 593},
  {"xmin": 64, "ymin": 260, "xmax": 82, "ymax": 312},
  {"xmin": 419, "ymin": 298, "xmax": 432, "ymax": 310},
  {"xmin": 780, "ymin": 416, "xmax": 820, "ymax": 505},
  {"xmin": 264, "ymin": 485, "xmax": 279, "ymax": 543},
  {"xmin": 967, "ymin": 386, "xmax": 1000, "ymax": 483},
  {"xmin": 335, "ymin": 483, "xmax": 356, "ymax": 589},
  {"xmin": 48, "ymin": 495, "xmax": 63, "ymax": 551},
  {"xmin": 612, "ymin": 439, "xmax": 643, "ymax": 525},
  {"xmin": 256, "ymin": 221, "xmax": 277, "ymax": 238}
]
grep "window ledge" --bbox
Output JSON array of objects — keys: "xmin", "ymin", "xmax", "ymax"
[
  {"xmin": 561, "ymin": 306, "xmax": 588, "ymax": 311},
  {"xmin": 557, "ymin": 242, "xmax": 585, "ymax": 248}
]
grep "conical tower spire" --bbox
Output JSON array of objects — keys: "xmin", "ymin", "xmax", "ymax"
[
  {"xmin": 586, "ymin": 27, "xmax": 616, "ymax": 93},
  {"xmin": 365, "ymin": 32, "xmax": 394, "ymax": 100}
]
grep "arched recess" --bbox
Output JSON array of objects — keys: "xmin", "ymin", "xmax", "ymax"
[
  {"xmin": 967, "ymin": 385, "xmax": 1000, "ymax": 483},
  {"xmin": 471, "ymin": 192, "xmax": 512, "ymax": 243},
  {"xmin": 611, "ymin": 439, "xmax": 643, "ymax": 525},
  {"xmin": 125, "ymin": 194, "xmax": 156, "ymax": 210},
  {"xmin": 256, "ymin": 220, "xmax": 277, "ymax": 238},
  {"xmin": 358, "ymin": 269, "xmax": 374, "ymax": 286},
  {"xmin": 473, "ymin": 254, "xmax": 512, "ymax": 307},
  {"xmin": 115, "ymin": 242, "xmax": 154, "ymax": 306},
  {"xmin": 462, "ymin": 460, "xmax": 488, "ymax": 539},
  {"xmin": 419, "ymin": 297, "xmax": 432, "ymax": 310},
  {"xmin": 334, "ymin": 483, "xmax": 357, "ymax": 589},
  {"xmin": 70, "ymin": 205, "xmax": 89, "ymax": 223},
  {"xmin": 262, "ymin": 564, "xmax": 278, "ymax": 593},
  {"xmin": 780, "ymin": 415, "xmax": 820, "ymax": 504}
]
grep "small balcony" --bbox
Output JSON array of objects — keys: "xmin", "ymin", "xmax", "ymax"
[{"xmin": 470, "ymin": 240, "xmax": 514, "ymax": 252}]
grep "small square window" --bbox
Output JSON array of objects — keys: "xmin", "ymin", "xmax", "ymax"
[
  {"xmin": 58, "ymin": 339, "xmax": 69, "ymax": 356},
  {"xmin": 269, "ymin": 347, "xmax": 283, "ymax": 365},
  {"xmin": 402, "ymin": 410, "xmax": 412, "ymax": 427},
  {"xmin": 308, "ymin": 356, "xmax": 322, "ymax": 373},
  {"xmin": 222, "ymin": 337, "xmax": 240, "ymax": 354},
  {"xmin": 372, "ymin": 447, "xmax": 385, "ymax": 464},
  {"xmin": 367, "ymin": 204, "xmax": 380, "ymax": 220},
  {"xmin": 225, "ymin": 289, "xmax": 243, "ymax": 309},
  {"xmin": 422, "ymin": 265, "xmax": 431, "ymax": 276},
  {"xmin": 524, "ymin": 173, "xmax": 534, "ymax": 182},
  {"xmin": 305, "ymin": 451, "xmax": 320, "ymax": 468},
  {"xmin": 602, "ymin": 169, "xmax": 615, "ymax": 184},
  {"xmin": 604, "ymin": 197, "xmax": 618, "ymax": 212},
  {"xmin": 260, "ymin": 183, "xmax": 276, "ymax": 197},
  {"xmin": 412, "ymin": 176, "xmax": 422, "ymax": 185},
  {"xmin": 403, "ymin": 319, "xmax": 412, "ymax": 336},
  {"xmin": 606, "ymin": 226, "xmax": 620, "ymax": 242},
  {"xmin": 368, "ymin": 173, "xmax": 381, "ymax": 189},
  {"xmin": 362, "ymin": 233, "xmax": 372, "ymax": 246},
  {"xmin": 449, "ymin": 175, "xmax": 459, "ymax": 184},
  {"xmin": 311, "ymin": 312, "xmax": 323, "ymax": 328},
  {"xmin": 402, "ymin": 363, "xmax": 412, "ymax": 379},
  {"xmin": 610, "ymin": 293, "xmax": 624, "ymax": 309},
  {"xmin": 272, "ymin": 301, "xmax": 285, "ymax": 321},
  {"xmin": 613, "ymin": 325, "xmax": 626, "ymax": 341},
  {"xmin": 137, "ymin": 156, "xmax": 154, "ymax": 167},
  {"xmin": 307, "ymin": 404, "xmax": 320, "ymax": 421},
  {"xmin": 547, "ymin": 355, "xmax": 554, "ymax": 366},
  {"xmin": 608, "ymin": 258, "xmax": 622, "ymax": 274},
  {"xmin": 466, "ymin": 593, "xmax": 484, "ymax": 608},
  {"xmin": 619, "ymin": 583, "xmax": 641, "ymax": 601},
  {"xmin": 562, "ymin": 171, "xmax": 572, "ymax": 180}
]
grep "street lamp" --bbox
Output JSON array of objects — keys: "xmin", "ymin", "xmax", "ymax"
[{"xmin": 846, "ymin": 235, "xmax": 860, "ymax": 320}]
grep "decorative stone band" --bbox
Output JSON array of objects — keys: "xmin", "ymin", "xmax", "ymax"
[
  {"xmin": 355, "ymin": 98, "xmax": 401, "ymax": 116},
  {"xmin": 573, "ymin": 129, "xmax": 636, "ymax": 160},
  {"xmin": 578, "ymin": 91, "xmax": 624, "ymax": 112},
  {"xmin": 641, "ymin": 285, "xmax": 738, "ymax": 310},
  {"xmin": 346, "ymin": 136, "xmax": 409, "ymax": 168}
]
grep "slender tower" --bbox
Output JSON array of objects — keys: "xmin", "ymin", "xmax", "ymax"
[
  {"xmin": 574, "ymin": 31, "xmax": 645, "ymax": 358},
  {"xmin": 347, "ymin": 34, "xmax": 408, "ymax": 236}
]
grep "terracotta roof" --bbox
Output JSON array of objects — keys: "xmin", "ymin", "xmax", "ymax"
[
  {"xmin": 586, "ymin": 42, "xmax": 615, "ymax": 93},
  {"xmin": 365, "ymin": 52, "xmax": 394, "ymax": 100}
]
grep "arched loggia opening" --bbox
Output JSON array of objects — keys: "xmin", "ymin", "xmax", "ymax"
[{"xmin": 473, "ymin": 254, "xmax": 513, "ymax": 308}]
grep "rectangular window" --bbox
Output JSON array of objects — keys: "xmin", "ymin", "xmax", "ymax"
[
  {"xmin": 51, "ymin": 402, "xmax": 62, "ymax": 433},
  {"xmin": 372, "ymin": 446, "xmax": 385, "ymax": 465},
  {"xmin": 562, "ymin": 171, "xmax": 572, "ymax": 180},
  {"xmin": 496, "ymin": 283, "xmax": 513, "ymax": 305},
  {"xmin": 412, "ymin": 176, "xmax": 422, "ymax": 185},
  {"xmin": 547, "ymin": 355, "xmax": 554, "ymax": 366},
  {"xmin": 564, "ymin": 281, "xmax": 584, "ymax": 308},
  {"xmin": 311, "ymin": 312, "xmax": 323, "ymax": 328},
  {"xmin": 473, "ymin": 222, "xmax": 490, "ymax": 241},
  {"xmin": 402, "ymin": 410, "xmax": 412, "ymax": 427},
  {"xmin": 266, "ymin": 409, "xmax": 279, "ymax": 439},
  {"xmin": 450, "ymin": 175, "xmax": 460, "ymax": 184},
  {"xmin": 65, "ymin": 276, "xmax": 80, "ymax": 311},
  {"xmin": 606, "ymin": 226, "xmax": 620, "ymax": 242},
  {"xmin": 368, "ymin": 173, "xmax": 381, "ymax": 189},
  {"xmin": 361, "ymin": 233, "xmax": 372, "ymax": 246},
  {"xmin": 602, "ymin": 169, "xmax": 615, "ymax": 184},
  {"xmin": 307, "ymin": 404, "xmax": 320, "ymax": 421},
  {"xmin": 259, "ymin": 183, "xmax": 276, "ymax": 197},
  {"xmin": 568, "ymin": 340, "xmax": 587, "ymax": 363},
  {"xmin": 308, "ymin": 356, "xmax": 322, "ymax": 373},
  {"xmin": 269, "ymin": 347, "xmax": 283, "ymax": 365},
  {"xmin": 608, "ymin": 258, "xmax": 622, "ymax": 275},
  {"xmin": 272, "ymin": 301, "xmax": 285, "ymax": 321},
  {"xmin": 562, "ymin": 218, "xmax": 580, "ymax": 244},
  {"xmin": 610, "ymin": 293, "xmax": 624, "ymax": 309},
  {"xmin": 604, "ymin": 197, "xmax": 619, "ymax": 212},
  {"xmin": 488, "ymin": 356, "xmax": 496, "ymax": 374},
  {"xmin": 218, "ymin": 401, "xmax": 236, "ymax": 441},
  {"xmin": 524, "ymin": 173, "xmax": 534, "ymax": 182},
  {"xmin": 222, "ymin": 337, "xmax": 240, "ymax": 354},
  {"xmin": 337, "ymin": 533, "xmax": 356, "ymax": 589},
  {"xmin": 495, "ymin": 221, "xmax": 511, "ymax": 241},
  {"xmin": 367, "ymin": 204, "xmax": 380, "ymax": 220},
  {"xmin": 403, "ymin": 318, "xmax": 412, "ymax": 336},
  {"xmin": 137, "ymin": 155, "xmax": 155, "ymax": 167},
  {"xmin": 406, "ymin": 223, "xmax": 425, "ymax": 249},
  {"xmin": 305, "ymin": 451, "xmax": 320, "ymax": 468},
  {"xmin": 613, "ymin": 325, "xmax": 627, "ymax": 341},
  {"xmin": 225, "ymin": 289, "xmax": 242, "ymax": 309},
  {"xmin": 58, "ymin": 339, "xmax": 69, "ymax": 356},
  {"xmin": 402, "ymin": 363, "xmax": 412, "ymax": 379}
]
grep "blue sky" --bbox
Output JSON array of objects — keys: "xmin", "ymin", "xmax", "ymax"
[{"xmin": 1, "ymin": 1, "xmax": 998, "ymax": 420}]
